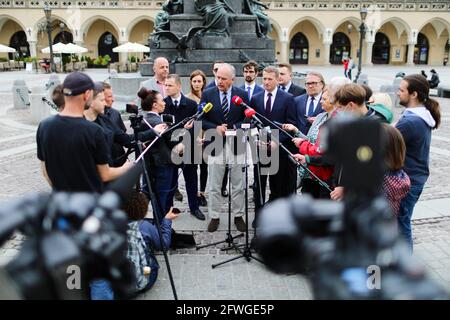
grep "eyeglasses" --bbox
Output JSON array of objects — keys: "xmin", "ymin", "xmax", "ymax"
[{"xmin": 305, "ymin": 81, "xmax": 321, "ymax": 86}]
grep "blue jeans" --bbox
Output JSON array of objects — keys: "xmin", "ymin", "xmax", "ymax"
[
  {"xmin": 143, "ymin": 164, "xmax": 175, "ymax": 221},
  {"xmin": 397, "ymin": 183, "xmax": 424, "ymax": 251},
  {"xmin": 90, "ymin": 279, "xmax": 114, "ymax": 300}
]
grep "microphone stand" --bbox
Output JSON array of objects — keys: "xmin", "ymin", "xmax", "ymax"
[
  {"xmin": 211, "ymin": 125, "xmax": 265, "ymax": 269},
  {"xmin": 249, "ymin": 115, "xmax": 332, "ymax": 193},
  {"xmin": 130, "ymin": 116, "xmax": 178, "ymax": 300}
]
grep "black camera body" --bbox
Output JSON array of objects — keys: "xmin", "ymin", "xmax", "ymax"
[
  {"xmin": 0, "ymin": 191, "xmax": 136, "ymax": 300},
  {"xmin": 258, "ymin": 114, "xmax": 448, "ymax": 299}
]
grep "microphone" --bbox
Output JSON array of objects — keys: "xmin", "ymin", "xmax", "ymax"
[
  {"xmin": 193, "ymin": 102, "xmax": 213, "ymax": 120},
  {"xmin": 232, "ymin": 95, "xmax": 295, "ymax": 139},
  {"xmin": 244, "ymin": 108, "xmax": 264, "ymax": 126}
]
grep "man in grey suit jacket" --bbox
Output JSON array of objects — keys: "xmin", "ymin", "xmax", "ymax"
[{"xmin": 139, "ymin": 57, "xmax": 169, "ymax": 97}]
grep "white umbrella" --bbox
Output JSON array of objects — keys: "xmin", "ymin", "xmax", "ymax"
[
  {"xmin": 41, "ymin": 42, "xmax": 67, "ymax": 54},
  {"xmin": 64, "ymin": 43, "xmax": 88, "ymax": 54},
  {"xmin": 112, "ymin": 42, "xmax": 149, "ymax": 53},
  {"xmin": 0, "ymin": 44, "xmax": 16, "ymax": 53}
]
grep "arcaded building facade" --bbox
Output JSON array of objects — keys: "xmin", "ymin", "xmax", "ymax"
[{"xmin": 1, "ymin": 0, "xmax": 449, "ymax": 66}]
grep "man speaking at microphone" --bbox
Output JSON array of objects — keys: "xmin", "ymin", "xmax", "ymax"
[
  {"xmin": 200, "ymin": 63, "xmax": 249, "ymax": 233},
  {"xmin": 249, "ymin": 66, "xmax": 297, "ymax": 228},
  {"xmin": 164, "ymin": 74, "xmax": 206, "ymax": 221}
]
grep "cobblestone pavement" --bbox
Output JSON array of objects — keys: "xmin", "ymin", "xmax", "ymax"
[{"xmin": 1, "ymin": 71, "xmax": 450, "ymax": 300}]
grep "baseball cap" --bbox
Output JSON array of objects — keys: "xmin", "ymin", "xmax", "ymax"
[{"xmin": 63, "ymin": 71, "xmax": 95, "ymax": 96}]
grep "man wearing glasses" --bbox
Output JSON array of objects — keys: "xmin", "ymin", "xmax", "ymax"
[{"xmin": 294, "ymin": 72, "xmax": 325, "ymax": 135}]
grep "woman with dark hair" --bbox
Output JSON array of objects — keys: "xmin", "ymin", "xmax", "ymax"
[
  {"xmin": 137, "ymin": 88, "xmax": 182, "ymax": 221},
  {"xmin": 396, "ymin": 74, "xmax": 441, "ymax": 250},
  {"xmin": 382, "ymin": 124, "xmax": 410, "ymax": 217},
  {"xmin": 186, "ymin": 70, "xmax": 209, "ymax": 207}
]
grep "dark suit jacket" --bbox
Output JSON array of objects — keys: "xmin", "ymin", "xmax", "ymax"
[
  {"xmin": 240, "ymin": 83, "xmax": 264, "ymax": 100},
  {"xmin": 140, "ymin": 112, "xmax": 178, "ymax": 166},
  {"xmin": 295, "ymin": 93, "xmax": 324, "ymax": 135},
  {"xmin": 205, "ymin": 81, "xmax": 216, "ymax": 90},
  {"xmin": 200, "ymin": 86, "xmax": 249, "ymax": 155},
  {"xmin": 164, "ymin": 94, "xmax": 198, "ymax": 163},
  {"xmin": 250, "ymin": 89, "xmax": 297, "ymax": 145},
  {"xmin": 287, "ymin": 83, "xmax": 306, "ymax": 97}
]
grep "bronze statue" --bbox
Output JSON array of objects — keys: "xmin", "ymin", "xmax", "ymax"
[
  {"xmin": 151, "ymin": 26, "xmax": 206, "ymax": 62},
  {"xmin": 195, "ymin": 0, "xmax": 235, "ymax": 36},
  {"xmin": 154, "ymin": 0, "xmax": 183, "ymax": 33},
  {"xmin": 242, "ymin": 0, "xmax": 272, "ymax": 37}
]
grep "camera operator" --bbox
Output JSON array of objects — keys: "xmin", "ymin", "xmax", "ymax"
[
  {"xmin": 163, "ymin": 74, "xmax": 206, "ymax": 221},
  {"xmin": 36, "ymin": 72, "xmax": 132, "ymax": 193},
  {"xmin": 137, "ymin": 88, "xmax": 184, "ymax": 222}
]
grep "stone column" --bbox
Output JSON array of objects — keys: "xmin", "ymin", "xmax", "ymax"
[
  {"xmin": 406, "ymin": 42, "xmax": 416, "ymax": 66},
  {"xmin": 364, "ymin": 41, "xmax": 374, "ymax": 66},
  {"xmin": 74, "ymin": 41, "xmax": 85, "ymax": 60},
  {"xmin": 28, "ymin": 41, "xmax": 37, "ymax": 58},
  {"xmin": 279, "ymin": 27, "xmax": 289, "ymax": 63},
  {"xmin": 322, "ymin": 41, "xmax": 331, "ymax": 65}
]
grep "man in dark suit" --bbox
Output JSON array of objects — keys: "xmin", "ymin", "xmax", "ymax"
[
  {"xmin": 250, "ymin": 66, "xmax": 298, "ymax": 227},
  {"xmin": 278, "ymin": 63, "xmax": 306, "ymax": 97},
  {"xmin": 205, "ymin": 60, "xmax": 225, "ymax": 90},
  {"xmin": 164, "ymin": 74, "xmax": 206, "ymax": 221},
  {"xmin": 240, "ymin": 60, "xmax": 264, "ymax": 101},
  {"xmin": 200, "ymin": 63, "xmax": 249, "ymax": 233},
  {"xmin": 294, "ymin": 72, "xmax": 325, "ymax": 135}
]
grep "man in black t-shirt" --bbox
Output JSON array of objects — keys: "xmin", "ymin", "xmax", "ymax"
[{"xmin": 36, "ymin": 72, "xmax": 132, "ymax": 193}]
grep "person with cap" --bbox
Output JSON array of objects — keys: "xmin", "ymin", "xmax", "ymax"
[
  {"xmin": 36, "ymin": 71, "xmax": 132, "ymax": 194},
  {"xmin": 84, "ymin": 82, "xmax": 167, "ymax": 167}
]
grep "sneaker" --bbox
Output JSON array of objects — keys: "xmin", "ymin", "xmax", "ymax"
[
  {"xmin": 174, "ymin": 188, "xmax": 183, "ymax": 202},
  {"xmin": 234, "ymin": 217, "xmax": 247, "ymax": 232},
  {"xmin": 198, "ymin": 194, "xmax": 207, "ymax": 207},
  {"xmin": 191, "ymin": 208, "xmax": 206, "ymax": 221},
  {"xmin": 207, "ymin": 218, "xmax": 220, "ymax": 232}
]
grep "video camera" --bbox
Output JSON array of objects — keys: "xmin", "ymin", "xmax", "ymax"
[
  {"xmin": 0, "ymin": 165, "xmax": 144, "ymax": 299},
  {"xmin": 257, "ymin": 113, "xmax": 449, "ymax": 299}
]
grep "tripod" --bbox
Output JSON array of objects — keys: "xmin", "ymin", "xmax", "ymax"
[
  {"xmin": 211, "ymin": 125, "xmax": 264, "ymax": 268},
  {"xmin": 196, "ymin": 139, "xmax": 244, "ymax": 252},
  {"xmin": 130, "ymin": 115, "xmax": 178, "ymax": 300}
]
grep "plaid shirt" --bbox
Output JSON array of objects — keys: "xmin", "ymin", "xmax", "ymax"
[
  {"xmin": 383, "ymin": 169, "xmax": 411, "ymax": 216},
  {"xmin": 127, "ymin": 221, "xmax": 150, "ymax": 291}
]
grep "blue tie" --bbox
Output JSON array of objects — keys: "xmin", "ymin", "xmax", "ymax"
[
  {"xmin": 247, "ymin": 86, "xmax": 252, "ymax": 100},
  {"xmin": 307, "ymin": 96, "xmax": 315, "ymax": 116},
  {"xmin": 221, "ymin": 93, "xmax": 229, "ymax": 119}
]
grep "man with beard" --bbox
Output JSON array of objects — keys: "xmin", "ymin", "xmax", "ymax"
[{"xmin": 240, "ymin": 60, "xmax": 263, "ymax": 101}]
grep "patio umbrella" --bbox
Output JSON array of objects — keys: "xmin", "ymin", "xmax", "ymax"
[
  {"xmin": 112, "ymin": 42, "xmax": 149, "ymax": 53},
  {"xmin": 41, "ymin": 42, "xmax": 67, "ymax": 54},
  {"xmin": 63, "ymin": 43, "xmax": 88, "ymax": 54},
  {"xmin": 0, "ymin": 44, "xmax": 16, "ymax": 53}
]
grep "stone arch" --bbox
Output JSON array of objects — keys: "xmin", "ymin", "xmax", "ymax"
[
  {"xmin": 128, "ymin": 18, "xmax": 154, "ymax": 44},
  {"xmin": 288, "ymin": 16, "xmax": 325, "ymax": 40},
  {"xmin": 378, "ymin": 17, "xmax": 411, "ymax": 40},
  {"xmin": 418, "ymin": 18, "xmax": 450, "ymax": 39},
  {"xmin": 417, "ymin": 18, "xmax": 450, "ymax": 65},
  {"xmin": 80, "ymin": 15, "xmax": 120, "ymax": 40},
  {"xmin": 126, "ymin": 16, "xmax": 155, "ymax": 40},
  {"xmin": 0, "ymin": 15, "xmax": 27, "ymax": 35}
]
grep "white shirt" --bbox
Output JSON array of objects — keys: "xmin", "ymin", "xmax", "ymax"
[
  {"xmin": 280, "ymin": 81, "xmax": 292, "ymax": 92},
  {"xmin": 264, "ymin": 87, "xmax": 278, "ymax": 112},
  {"xmin": 171, "ymin": 94, "xmax": 182, "ymax": 107},
  {"xmin": 306, "ymin": 92, "xmax": 322, "ymax": 115},
  {"xmin": 245, "ymin": 82, "xmax": 256, "ymax": 99}
]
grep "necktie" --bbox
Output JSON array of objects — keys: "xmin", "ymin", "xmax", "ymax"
[
  {"xmin": 174, "ymin": 100, "xmax": 178, "ymax": 109},
  {"xmin": 221, "ymin": 92, "xmax": 229, "ymax": 119},
  {"xmin": 247, "ymin": 86, "xmax": 252, "ymax": 100},
  {"xmin": 265, "ymin": 92, "xmax": 272, "ymax": 116},
  {"xmin": 281, "ymin": 85, "xmax": 286, "ymax": 91},
  {"xmin": 307, "ymin": 96, "xmax": 315, "ymax": 116}
]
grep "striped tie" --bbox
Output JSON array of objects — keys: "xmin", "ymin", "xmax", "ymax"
[{"xmin": 221, "ymin": 92, "xmax": 229, "ymax": 119}]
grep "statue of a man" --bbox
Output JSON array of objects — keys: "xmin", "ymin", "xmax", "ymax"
[
  {"xmin": 242, "ymin": 0, "xmax": 272, "ymax": 37},
  {"xmin": 195, "ymin": 0, "xmax": 235, "ymax": 36},
  {"xmin": 154, "ymin": 0, "xmax": 184, "ymax": 33}
]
